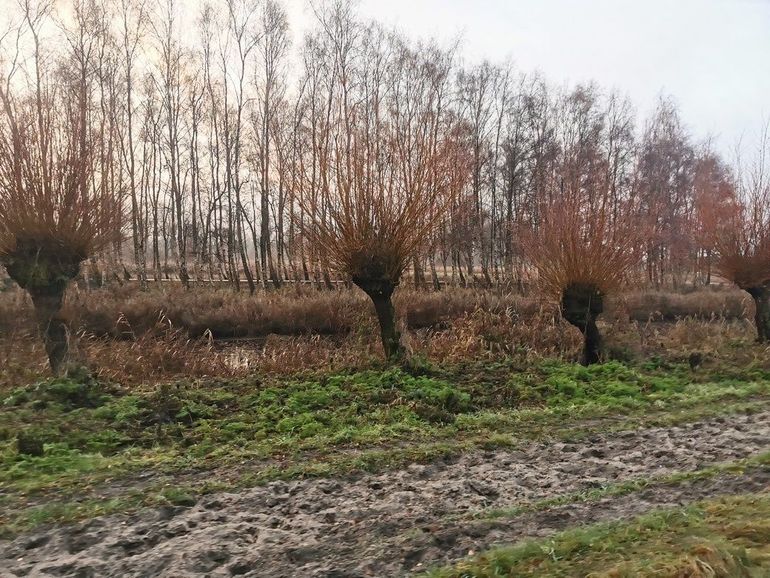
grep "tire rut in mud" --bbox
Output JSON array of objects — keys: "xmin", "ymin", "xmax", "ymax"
[{"xmin": 2, "ymin": 409, "xmax": 769, "ymax": 578}]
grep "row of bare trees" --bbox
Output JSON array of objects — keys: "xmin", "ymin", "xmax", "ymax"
[
  {"xmin": 2, "ymin": 0, "xmax": 770, "ymax": 370},
  {"xmin": 1, "ymin": 0, "xmax": 755, "ymax": 293}
]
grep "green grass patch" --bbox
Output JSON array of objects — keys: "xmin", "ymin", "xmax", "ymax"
[
  {"xmin": 424, "ymin": 491, "xmax": 770, "ymax": 577},
  {"xmin": 1, "ymin": 357, "xmax": 769, "ymax": 534}
]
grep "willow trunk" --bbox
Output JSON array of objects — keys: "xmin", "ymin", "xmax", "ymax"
[
  {"xmin": 748, "ymin": 286, "xmax": 770, "ymax": 343},
  {"xmin": 561, "ymin": 283, "xmax": 604, "ymax": 366},
  {"xmin": 354, "ymin": 278, "xmax": 405, "ymax": 363}
]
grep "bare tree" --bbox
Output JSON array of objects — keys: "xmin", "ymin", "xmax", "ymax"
[
  {"xmin": 0, "ymin": 0, "xmax": 753, "ymax": 306},
  {"xmin": 152, "ymin": 0, "xmax": 190, "ymax": 287},
  {"xmin": 0, "ymin": 1, "xmax": 122, "ymax": 372},
  {"xmin": 251, "ymin": 0, "xmax": 288, "ymax": 289},
  {"xmin": 299, "ymin": 10, "xmax": 468, "ymax": 361},
  {"xmin": 715, "ymin": 126, "xmax": 770, "ymax": 340},
  {"xmin": 523, "ymin": 185, "xmax": 642, "ymax": 365},
  {"xmin": 117, "ymin": 0, "xmax": 149, "ymax": 288}
]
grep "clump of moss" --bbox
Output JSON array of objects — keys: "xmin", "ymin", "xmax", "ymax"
[
  {"xmin": 4, "ymin": 372, "xmax": 112, "ymax": 410},
  {"xmin": 16, "ymin": 430, "xmax": 46, "ymax": 456}
]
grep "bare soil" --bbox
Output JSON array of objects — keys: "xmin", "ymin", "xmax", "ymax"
[{"xmin": 2, "ymin": 410, "xmax": 769, "ymax": 578}]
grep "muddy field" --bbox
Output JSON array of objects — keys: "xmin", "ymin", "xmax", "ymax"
[{"xmin": 2, "ymin": 410, "xmax": 769, "ymax": 578}]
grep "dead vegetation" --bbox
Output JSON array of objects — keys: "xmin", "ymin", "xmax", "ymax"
[
  {"xmin": 0, "ymin": 283, "xmax": 758, "ymax": 388},
  {"xmin": 0, "ymin": 283, "xmax": 750, "ymax": 337}
]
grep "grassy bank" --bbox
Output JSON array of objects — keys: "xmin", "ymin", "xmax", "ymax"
[{"xmin": 2, "ymin": 357, "xmax": 769, "ymax": 536}]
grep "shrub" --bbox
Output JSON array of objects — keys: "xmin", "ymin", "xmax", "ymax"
[
  {"xmin": 523, "ymin": 192, "xmax": 643, "ymax": 365},
  {"xmin": 714, "ymin": 154, "xmax": 770, "ymax": 341}
]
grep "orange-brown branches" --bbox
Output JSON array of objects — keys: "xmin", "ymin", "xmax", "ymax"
[
  {"xmin": 0, "ymin": 77, "xmax": 123, "ymax": 372},
  {"xmin": 301, "ymin": 121, "xmax": 467, "ymax": 285},
  {"xmin": 714, "ymin": 189, "xmax": 770, "ymax": 291},
  {"xmin": 523, "ymin": 191, "xmax": 643, "ymax": 364},
  {"xmin": 0, "ymin": 94, "xmax": 122, "ymax": 264},
  {"xmin": 713, "ymin": 141, "xmax": 770, "ymax": 341},
  {"xmin": 296, "ymin": 21, "xmax": 468, "ymax": 362},
  {"xmin": 524, "ymin": 194, "xmax": 643, "ymax": 300}
]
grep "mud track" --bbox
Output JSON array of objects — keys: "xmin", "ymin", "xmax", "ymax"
[{"xmin": 3, "ymin": 410, "xmax": 769, "ymax": 578}]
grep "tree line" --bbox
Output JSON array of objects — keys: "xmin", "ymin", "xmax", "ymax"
[
  {"xmin": 2, "ymin": 0, "xmax": 756, "ymax": 293},
  {"xmin": 2, "ymin": 0, "xmax": 769, "ymax": 370}
]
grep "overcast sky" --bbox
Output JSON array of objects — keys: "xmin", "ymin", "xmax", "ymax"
[{"xmin": 289, "ymin": 0, "xmax": 770, "ymax": 158}]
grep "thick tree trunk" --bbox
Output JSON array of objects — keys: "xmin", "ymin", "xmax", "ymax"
[
  {"xmin": 581, "ymin": 315, "xmax": 602, "ymax": 366},
  {"xmin": 322, "ymin": 269, "xmax": 334, "ymax": 291},
  {"xmin": 481, "ymin": 263, "xmax": 493, "ymax": 289},
  {"xmin": 268, "ymin": 257, "xmax": 281, "ymax": 290},
  {"xmin": 429, "ymin": 255, "xmax": 441, "ymax": 291},
  {"xmin": 747, "ymin": 286, "xmax": 770, "ymax": 343},
  {"xmin": 3, "ymin": 240, "xmax": 81, "ymax": 374},
  {"xmin": 561, "ymin": 283, "xmax": 604, "ymax": 366},
  {"xmin": 371, "ymin": 293, "xmax": 404, "ymax": 363},
  {"xmin": 353, "ymin": 277, "xmax": 406, "ymax": 363},
  {"xmin": 239, "ymin": 240, "xmax": 256, "ymax": 295},
  {"xmin": 29, "ymin": 289, "xmax": 69, "ymax": 374},
  {"xmin": 412, "ymin": 256, "xmax": 426, "ymax": 290}
]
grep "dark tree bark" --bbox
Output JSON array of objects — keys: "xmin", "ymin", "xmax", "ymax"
[
  {"xmin": 747, "ymin": 285, "xmax": 770, "ymax": 343},
  {"xmin": 429, "ymin": 255, "xmax": 441, "ymax": 291},
  {"xmin": 3, "ymin": 239, "xmax": 82, "ymax": 374},
  {"xmin": 561, "ymin": 282, "xmax": 604, "ymax": 366},
  {"xmin": 29, "ymin": 289, "xmax": 69, "ymax": 374},
  {"xmin": 352, "ymin": 277, "xmax": 405, "ymax": 363}
]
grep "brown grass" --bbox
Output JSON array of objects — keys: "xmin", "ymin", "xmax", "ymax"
[
  {"xmin": 0, "ymin": 329, "xmax": 50, "ymax": 387},
  {"xmin": 416, "ymin": 305, "xmax": 578, "ymax": 363},
  {"xmin": 0, "ymin": 285, "xmax": 540, "ymax": 337},
  {"xmin": 0, "ymin": 284, "xmax": 750, "ymax": 339},
  {"xmin": 619, "ymin": 288, "xmax": 751, "ymax": 321},
  {"xmin": 0, "ymin": 282, "xmax": 760, "ymax": 388},
  {"xmin": 0, "ymin": 291, "xmax": 760, "ymax": 388},
  {"xmin": 65, "ymin": 285, "xmax": 368, "ymax": 338}
]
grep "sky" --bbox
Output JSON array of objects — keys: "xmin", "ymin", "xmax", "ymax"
[{"xmin": 287, "ymin": 0, "xmax": 770, "ymax": 158}]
